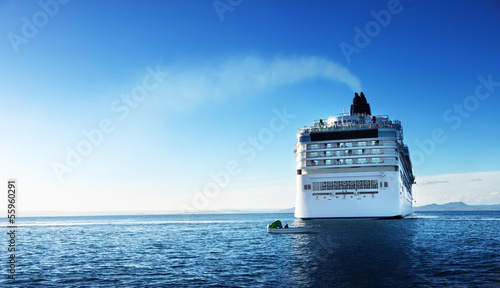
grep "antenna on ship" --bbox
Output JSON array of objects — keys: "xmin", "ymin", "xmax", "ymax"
[{"xmin": 342, "ymin": 107, "xmax": 344, "ymax": 125}]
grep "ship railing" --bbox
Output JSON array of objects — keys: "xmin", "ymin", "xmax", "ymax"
[
  {"xmin": 323, "ymin": 113, "xmax": 391, "ymax": 119},
  {"xmin": 303, "ymin": 140, "xmax": 397, "ymax": 150},
  {"xmin": 299, "ymin": 121, "xmax": 400, "ymax": 134},
  {"xmin": 303, "ymin": 150, "xmax": 398, "ymax": 158},
  {"xmin": 303, "ymin": 159, "xmax": 398, "ymax": 167}
]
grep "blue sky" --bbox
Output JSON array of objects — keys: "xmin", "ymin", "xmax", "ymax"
[{"xmin": 1, "ymin": 0, "xmax": 500, "ymax": 214}]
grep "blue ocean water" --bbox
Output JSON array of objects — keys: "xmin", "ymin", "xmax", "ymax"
[{"xmin": 2, "ymin": 211, "xmax": 499, "ymax": 287}]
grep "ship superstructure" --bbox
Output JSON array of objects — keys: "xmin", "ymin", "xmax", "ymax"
[{"xmin": 294, "ymin": 92, "xmax": 415, "ymax": 219}]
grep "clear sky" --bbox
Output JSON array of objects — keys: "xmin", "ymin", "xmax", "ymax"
[{"xmin": 1, "ymin": 0, "xmax": 500, "ymax": 214}]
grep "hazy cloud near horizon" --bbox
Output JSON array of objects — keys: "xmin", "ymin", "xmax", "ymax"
[
  {"xmin": 414, "ymin": 172, "xmax": 500, "ymax": 205},
  {"xmin": 419, "ymin": 180, "xmax": 449, "ymax": 186}
]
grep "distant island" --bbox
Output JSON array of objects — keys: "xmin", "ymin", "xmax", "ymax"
[{"xmin": 415, "ymin": 202, "xmax": 500, "ymax": 211}]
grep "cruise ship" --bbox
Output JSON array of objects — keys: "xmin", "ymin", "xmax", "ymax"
[{"xmin": 294, "ymin": 92, "xmax": 415, "ymax": 219}]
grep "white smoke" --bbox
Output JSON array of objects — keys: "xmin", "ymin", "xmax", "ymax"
[{"xmin": 157, "ymin": 55, "xmax": 362, "ymax": 108}]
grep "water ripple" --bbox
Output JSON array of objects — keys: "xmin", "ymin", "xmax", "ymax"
[{"xmin": 1, "ymin": 212, "xmax": 499, "ymax": 287}]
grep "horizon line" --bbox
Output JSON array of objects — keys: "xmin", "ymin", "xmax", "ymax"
[{"xmin": 4, "ymin": 202, "xmax": 500, "ymax": 217}]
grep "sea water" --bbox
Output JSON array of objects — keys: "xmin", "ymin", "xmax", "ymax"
[{"xmin": 1, "ymin": 211, "xmax": 499, "ymax": 287}]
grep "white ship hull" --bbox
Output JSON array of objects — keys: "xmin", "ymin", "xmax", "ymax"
[{"xmin": 295, "ymin": 171, "xmax": 413, "ymax": 219}]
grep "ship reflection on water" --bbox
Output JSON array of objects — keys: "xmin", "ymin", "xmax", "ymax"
[
  {"xmin": 284, "ymin": 219, "xmax": 417, "ymax": 287},
  {"xmin": 276, "ymin": 213, "xmax": 500, "ymax": 287}
]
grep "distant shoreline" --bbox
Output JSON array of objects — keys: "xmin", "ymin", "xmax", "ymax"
[
  {"xmin": 3, "ymin": 202, "xmax": 500, "ymax": 217},
  {"xmin": 414, "ymin": 201, "xmax": 500, "ymax": 212},
  {"xmin": 0, "ymin": 208, "xmax": 296, "ymax": 218}
]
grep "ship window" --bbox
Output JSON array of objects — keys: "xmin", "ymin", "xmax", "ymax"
[
  {"xmin": 334, "ymin": 181, "xmax": 341, "ymax": 190},
  {"xmin": 325, "ymin": 159, "xmax": 334, "ymax": 165},
  {"xmin": 371, "ymin": 180, "xmax": 378, "ymax": 189},
  {"xmin": 384, "ymin": 182, "xmax": 388, "ymax": 187},
  {"xmin": 356, "ymin": 180, "xmax": 362, "ymax": 189},
  {"xmin": 379, "ymin": 131, "xmax": 396, "ymax": 138},
  {"xmin": 297, "ymin": 169, "xmax": 302, "ymax": 175},
  {"xmin": 299, "ymin": 135, "xmax": 311, "ymax": 143},
  {"xmin": 363, "ymin": 180, "xmax": 370, "ymax": 189},
  {"xmin": 320, "ymin": 182, "xmax": 327, "ymax": 190},
  {"xmin": 313, "ymin": 182, "xmax": 320, "ymax": 191},
  {"xmin": 348, "ymin": 181, "xmax": 355, "ymax": 189}
]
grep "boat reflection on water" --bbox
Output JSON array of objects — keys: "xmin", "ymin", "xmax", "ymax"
[{"xmin": 282, "ymin": 219, "xmax": 416, "ymax": 288}]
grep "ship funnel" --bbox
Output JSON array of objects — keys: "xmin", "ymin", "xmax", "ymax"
[{"xmin": 350, "ymin": 92, "xmax": 371, "ymax": 116}]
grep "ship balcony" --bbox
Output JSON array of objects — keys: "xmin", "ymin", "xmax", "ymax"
[
  {"xmin": 302, "ymin": 150, "xmax": 397, "ymax": 159},
  {"xmin": 301, "ymin": 140, "xmax": 397, "ymax": 151},
  {"xmin": 300, "ymin": 158, "xmax": 398, "ymax": 168}
]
